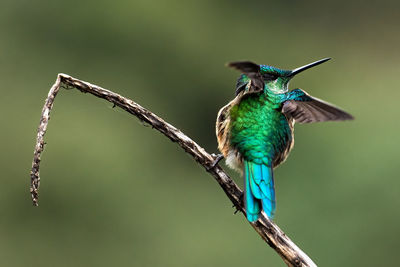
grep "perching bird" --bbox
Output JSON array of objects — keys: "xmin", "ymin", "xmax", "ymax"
[{"xmin": 215, "ymin": 58, "xmax": 353, "ymax": 222}]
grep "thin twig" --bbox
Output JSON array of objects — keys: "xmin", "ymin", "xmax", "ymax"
[
  {"xmin": 30, "ymin": 73, "xmax": 317, "ymax": 267},
  {"xmin": 30, "ymin": 75, "xmax": 62, "ymax": 205}
]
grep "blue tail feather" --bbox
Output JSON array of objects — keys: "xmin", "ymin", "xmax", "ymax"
[
  {"xmin": 244, "ymin": 161, "xmax": 261, "ymax": 222},
  {"xmin": 244, "ymin": 161, "xmax": 276, "ymax": 221}
]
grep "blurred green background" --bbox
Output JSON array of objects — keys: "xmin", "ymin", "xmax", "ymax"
[{"xmin": 1, "ymin": 0, "xmax": 399, "ymax": 266}]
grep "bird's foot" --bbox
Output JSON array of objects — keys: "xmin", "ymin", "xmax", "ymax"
[
  {"xmin": 232, "ymin": 196, "xmax": 243, "ymax": 215},
  {"xmin": 233, "ymin": 192, "xmax": 244, "ymax": 215},
  {"xmin": 206, "ymin": 153, "xmax": 224, "ymax": 171},
  {"xmin": 232, "ymin": 204, "xmax": 240, "ymax": 215}
]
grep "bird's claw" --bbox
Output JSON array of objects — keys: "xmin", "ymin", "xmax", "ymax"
[
  {"xmin": 232, "ymin": 203, "xmax": 242, "ymax": 215},
  {"xmin": 207, "ymin": 153, "xmax": 224, "ymax": 171}
]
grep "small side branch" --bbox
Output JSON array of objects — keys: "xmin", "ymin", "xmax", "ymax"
[
  {"xmin": 30, "ymin": 75, "xmax": 62, "ymax": 205},
  {"xmin": 30, "ymin": 73, "xmax": 317, "ymax": 267}
]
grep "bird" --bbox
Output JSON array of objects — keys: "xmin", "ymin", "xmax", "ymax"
[{"xmin": 215, "ymin": 58, "xmax": 353, "ymax": 222}]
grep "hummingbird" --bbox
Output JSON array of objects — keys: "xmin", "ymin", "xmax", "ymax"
[{"xmin": 215, "ymin": 58, "xmax": 353, "ymax": 222}]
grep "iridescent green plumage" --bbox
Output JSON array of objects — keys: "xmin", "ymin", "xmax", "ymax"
[
  {"xmin": 216, "ymin": 58, "xmax": 353, "ymax": 222},
  {"xmin": 230, "ymin": 92, "xmax": 292, "ymax": 167}
]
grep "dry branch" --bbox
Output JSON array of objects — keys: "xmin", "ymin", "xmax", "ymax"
[{"xmin": 30, "ymin": 73, "xmax": 317, "ymax": 267}]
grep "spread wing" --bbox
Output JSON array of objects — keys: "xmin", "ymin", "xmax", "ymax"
[
  {"xmin": 227, "ymin": 61, "xmax": 264, "ymax": 94},
  {"xmin": 282, "ymin": 89, "xmax": 354, "ymax": 123}
]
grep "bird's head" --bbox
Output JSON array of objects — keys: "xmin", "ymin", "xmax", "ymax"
[{"xmin": 232, "ymin": 58, "xmax": 331, "ymax": 95}]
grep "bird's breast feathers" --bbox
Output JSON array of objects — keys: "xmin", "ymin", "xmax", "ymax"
[{"xmin": 216, "ymin": 93, "xmax": 294, "ymax": 172}]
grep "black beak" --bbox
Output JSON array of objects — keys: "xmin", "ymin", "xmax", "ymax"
[{"xmin": 289, "ymin": 58, "xmax": 331, "ymax": 77}]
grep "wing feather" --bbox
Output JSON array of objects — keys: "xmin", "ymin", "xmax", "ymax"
[
  {"xmin": 282, "ymin": 89, "xmax": 353, "ymax": 123},
  {"xmin": 227, "ymin": 61, "xmax": 264, "ymax": 94}
]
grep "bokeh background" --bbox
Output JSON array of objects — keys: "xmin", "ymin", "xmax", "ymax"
[{"xmin": 1, "ymin": 0, "xmax": 399, "ymax": 266}]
